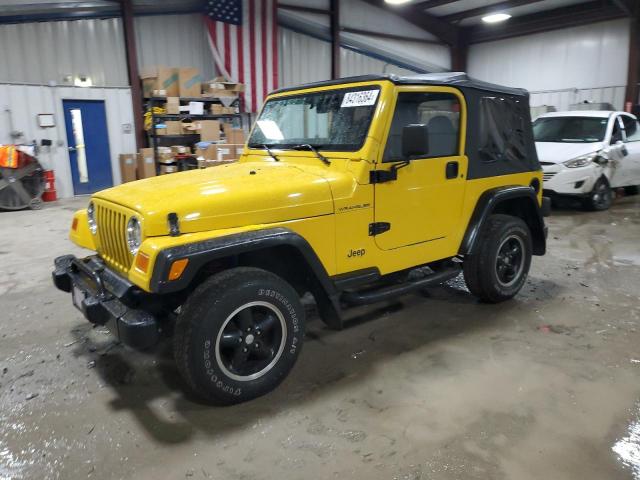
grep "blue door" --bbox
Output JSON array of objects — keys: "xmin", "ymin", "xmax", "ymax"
[{"xmin": 63, "ymin": 100, "xmax": 113, "ymax": 195}]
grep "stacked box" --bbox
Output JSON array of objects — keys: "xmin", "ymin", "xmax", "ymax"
[
  {"xmin": 140, "ymin": 66, "xmax": 179, "ymax": 97},
  {"xmin": 119, "ymin": 154, "xmax": 137, "ymax": 183},
  {"xmin": 137, "ymin": 148, "xmax": 156, "ymax": 179},
  {"xmin": 179, "ymin": 68, "xmax": 202, "ymax": 97}
]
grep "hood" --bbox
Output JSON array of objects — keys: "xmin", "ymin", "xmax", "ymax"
[
  {"xmin": 94, "ymin": 161, "xmax": 334, "ymax": 236},
  {"xmin": 535, "ymin": 141, "xmax": 603, "ymax": 165}
]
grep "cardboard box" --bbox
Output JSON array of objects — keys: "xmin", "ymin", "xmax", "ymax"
[
  {"xmin": 165, "ymin": 97, "xmax": 180, "ymax": 114},
  {"xmin": 226, "ymin": 127, "xmax": 245, "ymax": 145},
  {"xmin": 119, "ymin": 154, "xmax": 137, "ymax": 183},
  {"xmin": 209, "ymin": 104, "xmax": 224, "ymax": 115},
  {"xmin": 194, "ymin": 144, "xmax": 217, "ymax": 160},
  {"xmin": 155, "ymin": 127, "xmax": 167, "ymax": 135},
  {"xmin": 157, "ymin": 152, "xmax": 175, "ymax": 164},
  {"xmin": 152, "ymin": 89, "xmax": 166, "ymax": 97},
  {"xmin": 179, "ymin": 67, "xmax": 202, "ymax": 98},
  {"xmin": 160, "ymin": 164, "xmax": 178, "ymax": 175},
  {"xmin": 170, "ymin": 145, "xmax": 190, "ymax": 154},
  {"xmin": 200, "ymin": 120, "xmax": 220, "ymax": 141},
  {"xmin": 140, "ymin": 66, "xmax": 179, "ymax": 97},
  {"xmin": 182, "ymin": 121, "xmax": 200, "ymax": 134},
  {"xmin": 165, "ymin": 121, "xmax": 182, "ymax": 135},
  {"xmin": 137, "ymin": 148, "xmax": 156, "ymax": 179},
  {"xmin": 212, "ymin": 144, "xmax": 242, "ymax": 162}
]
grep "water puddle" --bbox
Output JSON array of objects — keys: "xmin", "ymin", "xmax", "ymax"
[{"xmin": 613, "ymin": 405, "xmax": 640, "ymax": 479}]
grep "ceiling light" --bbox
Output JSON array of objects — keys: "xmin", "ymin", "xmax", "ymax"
[
  {"xmin": 384, "ymin": 0, "xmax": 412, "ymax": 4},
  {"xmin": 482, "ymin": 13, "xmax": 512, "ymax": 23}
]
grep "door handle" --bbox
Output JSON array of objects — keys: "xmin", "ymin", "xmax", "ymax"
[
  {"xmin": 68, "ymin": 147, "xmax": 76, "ymax": 152},
  {"xmin": 446, "ymin": 161, "xmax": 459, "ymax": 179}
]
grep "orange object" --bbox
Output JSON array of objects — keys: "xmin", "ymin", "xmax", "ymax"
[
  {"xmin": 0, "ymin": 145, "xmax": 19, "ymax": 168},
  {"xmin": 168, "ymin": 258, "xmax": 189, "ymax": 281},
  {"xmin": 135, "ymin": 252, "xmax": 150, "ymax": 273},
  {"xmin": 71, "ymin": 217, "xmax": 78, "ymax": 231}
]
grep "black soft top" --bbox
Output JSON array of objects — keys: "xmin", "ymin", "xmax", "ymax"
[
  {"xmin": 272, "ymin": 72, "xmax": 539, "ymax": 180},
  {"xmin": 272, "ymin": 72, "xmax": 528, "ymax": 97}
]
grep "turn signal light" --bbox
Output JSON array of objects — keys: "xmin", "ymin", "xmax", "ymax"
[
  {"xmin": 168, "ymin": 258, "xmax": 189, "ymax": 281},
  {"xmin": 71, "ymin": 217, "xmax": 78, "ymax": 231},
  {"xmin": 135, "ymin": 252, "xmax": 150, "ymax": 273}
]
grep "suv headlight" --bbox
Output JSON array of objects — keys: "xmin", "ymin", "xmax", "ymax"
[
  {"xmin": 126, "ymin": 217, "xmax": 142, "ymax": 255},
  {"xmin": 87, "ymin": 201, "xmax": 97, "ymax": 234},
  {"xmin": 563, "ymin": 151, "xmax": 606, "ymax": 168}
]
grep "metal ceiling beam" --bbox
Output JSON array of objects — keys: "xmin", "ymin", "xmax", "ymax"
[
  {"xmin": 360, "ymin": 0, "xmax": 459, "ymax": 45},
  {"xmin": 413, "ymin": 0, "xmax": 462, "ymax": 10},
  {"xmin": 467, "ymin": 1, "xmax": 628, "ymax": 44},
  {"xmin": 330, "ymin": 0, "xmax": 340, "ymax": 79},
  {"xmin": 443, "ymin": 0, "xmax": 546, "ymax": 23}
]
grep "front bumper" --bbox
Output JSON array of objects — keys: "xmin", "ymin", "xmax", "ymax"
[
  {"xmin": 543, "ymin": 164, "xmax": 598, "ymax": 196},
  {"xmin": 52, "ymin": 255, "xmax": 160, "ymax": 349}
]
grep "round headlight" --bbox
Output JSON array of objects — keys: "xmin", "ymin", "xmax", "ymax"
[
  {"xmin": 126, "ymin": 217, "xmax": 142, "ymax": 255},
  {"xmin": 87, "ymin": 202, "xmax": 97, "ymax": 234}
]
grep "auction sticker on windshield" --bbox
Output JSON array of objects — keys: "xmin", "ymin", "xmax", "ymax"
[{"xmin": 341, "ymin": 90, "xmax": 379, "ymax": 108}]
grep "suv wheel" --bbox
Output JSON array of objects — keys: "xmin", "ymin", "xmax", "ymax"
[
  {"xmin": 463, "ymin": 214, "xmax": 532, "ymax": 303},
  {"xmin": 174, "ymin": 267, "xmax": 305, "ymax": 405},
  {"xmin": 584, "ymin": 177, "xmax": 612, "ymax": 211}
]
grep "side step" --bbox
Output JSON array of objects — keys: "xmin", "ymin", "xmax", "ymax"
[{"xmin": 340, "ymin": 264, "xmax": 461, "ymax": 306}]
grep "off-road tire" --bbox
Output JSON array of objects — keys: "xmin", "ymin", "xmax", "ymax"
[
  {"xmin": 583, "ymin": 177, "xmax": 612, "ymax": 211},
  {"xmin": 174, "ymin": 267, "xmax": 305, "ymax": 405},
  {"xmin": 463, "ymin": 214, "xmax": 532, "ymax": 303}
]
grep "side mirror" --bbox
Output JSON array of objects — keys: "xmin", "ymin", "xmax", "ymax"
[{"xmin": 402, "ymin": 124, "xmax": 429, "ymax": 159}]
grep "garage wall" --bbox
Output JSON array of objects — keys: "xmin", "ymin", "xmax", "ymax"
[
  {"xmin": 0, "ymin": 83, "xmax": 136, "ymax": 199},
  {"xmin": 468, "ymin": 18, "xmax": 630, "ymax": 110},
  {"xmin": 134, "ymin": 14, "xmax": 215, "ymax": 81},
  {"xmin": 0, "ymin": 18, "xmax": 128, "ymax": 86}
]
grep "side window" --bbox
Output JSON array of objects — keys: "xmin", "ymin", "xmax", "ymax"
[
  {"xmin": 621, "ymin": 115, "xmax": 640, "ymax": 142},
  {"xmin": 611, "ymin": 116, "xmax": 624, "ymax": 144},
  {"xmin": 383, "ymin": 92, "xmax": 460, "ymax": 162}
]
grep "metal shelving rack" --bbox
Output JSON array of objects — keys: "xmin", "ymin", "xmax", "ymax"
[{"xmin": 145, "ymin": 96, "xmax": 246, "ymax": 171}]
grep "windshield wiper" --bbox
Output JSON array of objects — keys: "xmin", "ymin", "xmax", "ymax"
[
  {"xmin": 253, "ymin": 144, "xmax": 280, "ymax": 161},
  {"xmin": 291, "ymin": 144, "xmax": 330, "ymax": 165}
]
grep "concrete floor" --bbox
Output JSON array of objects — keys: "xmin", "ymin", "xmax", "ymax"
[{"xmin": 1, "ymin": 195, "xmax": 639, "ymax": 480}]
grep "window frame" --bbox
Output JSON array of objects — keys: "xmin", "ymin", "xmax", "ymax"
[
  {"xmin": 379, "ymin": 86, "xmax": 466, "ymax": 164},
  {"xmin": 620, "ymin": 114, "xmax": 640, "ymax": 143}
]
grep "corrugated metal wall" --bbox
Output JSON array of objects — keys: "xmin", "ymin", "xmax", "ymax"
[
  {"xmin": 278, "ymin": 28, "xmax": 420, "ymax": 89},
  {"xmin": 529, "ymin": 86, "xmax": 627, "ymax": 113},
  {"xmin": 0, "ymin": 14, "xmax": 214, "ymax": 87},
  {"xmin": 0, "ymin": 18, "xmax": 128, "ymax": 86},
  {"xmin": 134, "ymin": 14, "xmax": 215, "ymax": 80},
  {"xmin": 0, "ymin": 84, "xmax": 136, "ymax": 199},
  {"xmin": 468, "ymin": 18, "xmax": 631, "ymax": 110}
]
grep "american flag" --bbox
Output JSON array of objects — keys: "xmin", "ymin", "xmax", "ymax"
[{"xmin": 204, "ymin": 0, "xmax": 279, "ymax": 112}]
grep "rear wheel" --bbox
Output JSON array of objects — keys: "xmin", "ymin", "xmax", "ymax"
[
  {"xmin": 174, "ymin": 267, "xmax": 305, "ymax": 405},
  {"xmin": 583, "ymin": 177, "xmax": 612, "ymax": 211},
  {"xmin": 463, "ymin": 214, "xmax": 532, "ymax": 303}
]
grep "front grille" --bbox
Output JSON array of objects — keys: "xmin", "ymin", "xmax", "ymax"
[
  {"xmin": 95, "ymin": 203, "xmax": 132, "ymax": 273},
  {"xmin": 543, "ymin": 172, "xmax": 557, "ymax": 181}
]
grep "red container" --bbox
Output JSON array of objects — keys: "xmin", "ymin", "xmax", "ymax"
[{"xmin": 42, "ymin": 169, "xmax": 57, "ymax": 202}]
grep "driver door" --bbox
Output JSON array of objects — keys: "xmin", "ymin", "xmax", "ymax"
[{"xmin": 373, "ymin": 88, "xmax": 467, "ymax": 250}]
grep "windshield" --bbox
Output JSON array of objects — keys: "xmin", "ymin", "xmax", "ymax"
[
  {"xmin": 533, "ymin": 116, "xmax": 608, "ymax": 143},
  {"xmin": 248, "ymin": 86, "xmax": 380, "ymax": 151}
]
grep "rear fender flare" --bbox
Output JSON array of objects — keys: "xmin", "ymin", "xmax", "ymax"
[{"xmin": 460, "ymin": 186, "xmax": 547, "ymax": 256}]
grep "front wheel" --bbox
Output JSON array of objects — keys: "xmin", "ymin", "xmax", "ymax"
[
  {"xmin": 463, "ymin": 214, "xmax": 532, "ymax": 303},
  {"xmin": 583, "ymin": 177, "xmax": 612, "ymax": 211},
  {"xmin": 174, "ymin": 267, "xmax": 305, "ymax": 405}
]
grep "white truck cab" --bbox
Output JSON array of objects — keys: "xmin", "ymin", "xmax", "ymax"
[{"xmin": 534, "ymin": 110, "xmax": 640, "ymax": 210}]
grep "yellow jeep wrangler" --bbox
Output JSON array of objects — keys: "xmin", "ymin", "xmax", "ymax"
[{"xmin": 53, "ymin": 73, "xmax": 550, "ymax": 404}]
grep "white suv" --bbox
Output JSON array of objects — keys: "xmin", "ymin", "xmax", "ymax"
[{"xmin": 533, "ymin": 111, "xmax": 640, "ymax": 210}]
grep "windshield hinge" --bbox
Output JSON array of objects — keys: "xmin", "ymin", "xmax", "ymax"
[
  {"xmin": 369, "ymin": 161, "xmax": 410, "ymax": 184},
  {"xmin": 369, "ymin": 222, "xmax": 390, "ymax": 236}
]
